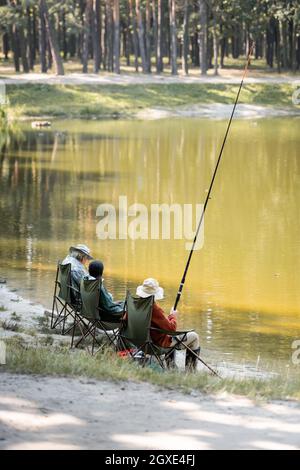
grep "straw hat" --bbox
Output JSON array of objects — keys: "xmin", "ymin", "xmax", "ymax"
[
  {"xmin": 69, "ymin": 244, "xmax": 93, "ymax": 260},
  {"xmin": 136, "ymin": 278, "xmax": 164, "ymax": 301}
]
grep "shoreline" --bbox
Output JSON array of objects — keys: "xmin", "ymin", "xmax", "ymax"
[
  {"xmin": 4, "ymin": 81, "xmax": 300, "ymax": 122},
  {"xmin": 1, "ymin": 281, "xmax": 300, "ymax": 450},
  {"xmin": 10, "ymin": 103, "xmax": 300, "ymax": 123}
]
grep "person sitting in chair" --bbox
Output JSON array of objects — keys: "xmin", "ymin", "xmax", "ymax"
[
  {"xmin": 136, "ymin": 278, "xmax": 201, "ymax": 371},
  {"xmin": 62, "ymin": 244, "xmax": 93, "ymax": 300},
  {"xmin": 86, "ymin": 260, "xmax": 124, "ymax": 320}
]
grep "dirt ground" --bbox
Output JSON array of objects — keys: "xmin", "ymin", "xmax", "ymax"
[
  {"xmin": 1, "ymin": 68, "xmax": 299, "ymax": 86},
  {"xmin": 0, "ymin": 372, "xmax": 299, "ymax": 450}
]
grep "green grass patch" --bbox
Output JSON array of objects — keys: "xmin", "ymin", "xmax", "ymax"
[
  {"xmin": 2, "ymin": 338, "xmax": 300, "ymax": 402},
  {"xmin": 5, "ymin": 83, "xmax": 296, "ymax": 120}
]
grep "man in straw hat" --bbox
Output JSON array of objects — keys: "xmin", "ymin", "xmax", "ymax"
[
  {"xmin": 136, "ymin": 278, "xmax": 200, "ymax": 371},
  {"xmin": 62, "ymin": 244, "xmax": 93, "ymax": 293}
]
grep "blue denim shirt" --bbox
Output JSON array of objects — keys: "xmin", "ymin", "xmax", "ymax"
[{"xmin": 62, "ymin": 255, "xmax": 88, "ymax": 292}]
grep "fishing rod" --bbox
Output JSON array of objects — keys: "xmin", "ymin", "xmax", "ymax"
[{"xmin": 174, "ymin": 45, "xmax": 254, "ymax": 311}]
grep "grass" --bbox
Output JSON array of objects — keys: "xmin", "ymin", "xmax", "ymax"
[
  {"xmin": 0, "ymin": 320, "xmax": 23, "ymax": 332},
  {"xmin": 2, "ymin": 337, "xmax": 300, "ymax": 402},
  {"xmin": 0, "ymin": 306, "xmax": 7, "ymax": 312},
  {"xmin": 36, "ymin": 315, "xmax": 51, "ymax": 334},
  {"xmin": 10, "ymin": 312, "xmax": 21, "ymax": 322},
  {"xmin": 5, "ymin": 82, "xmax": 297, "ymax": 120}
]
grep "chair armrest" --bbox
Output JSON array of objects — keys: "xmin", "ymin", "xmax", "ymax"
[{"xmin": 150, "ymin": 327, "xmax": 194, "ymax": 336}]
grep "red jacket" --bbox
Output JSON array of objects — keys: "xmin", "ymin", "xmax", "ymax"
[{"xmin": 150, "ymin": 303, "xmax": 177, "ymax": 348}]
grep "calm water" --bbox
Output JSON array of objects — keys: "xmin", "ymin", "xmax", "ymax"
[{"xmin": 0, "ymin": 118, "xmax": 299, "ymax": 366}]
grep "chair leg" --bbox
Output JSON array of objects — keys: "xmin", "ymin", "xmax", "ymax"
[
  {"xmin": 149, "ymin": 344, "xmax": 165, "ymax": 369},
  {"xmin": 51, "ymin": 267, "xmax": 59, "ymax": 329}
]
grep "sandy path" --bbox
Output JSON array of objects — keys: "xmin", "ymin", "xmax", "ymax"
[
  {"xmin": 0, "ymin": 372, "xmax": 299, "ymax": 450},
  {"xmin": 1, "ymin": 72, "xmax": 300, "ymax": 86}
]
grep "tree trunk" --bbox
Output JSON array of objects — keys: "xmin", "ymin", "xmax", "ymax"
[
  {"xmin": 129, "ymin": 0, "xmax": 139, "ymax": 72},
  {"xmin": 82, "ymin": 0, "xmax": 92, "ymax": 73},
  {"xmin": 40, "ymin": 0, "xmax": 64, "ymax": 75},
  {"xmin": 198, "ymin": 0, "xmax": 208, "ymax": 75},
  {"xmin": 39, "ymin": 1, "xmax": 47, "ymax": 73},
  {"xmin": 113, "ymin": 0, "xmax": 120, "ymax": 73},
  {"xmin": 91, "ymin": 0, "xmax": 100, "ymax": 73},
  {"xmin": 146, "ymin": 0, "xmax": 151, "ymax": 73},
  {"xmin": 182, "ymin": 0, "xmax": 189, "ymax": 75},
  {"xmin": 157, "ymin": 0, "xmax": 163, "ymax": 72},
  {"xmin": 292, "ymin": 17, "xmax": 298, "ymax": 72},
  {"xmin": 266, "ymin": 17, "xmax": 276, "ymax": 68},
  {"xmin": 169, "ymin": 0, "xmax": 177, "ymax": 75},
  {"xmin": 104, "ymin": 0, "xmax": 113, "ymax": 72},
  {"xmin": 275, "ymin": 19, "xmax": 281, "ymax": 73},
  {"xmin": 18, "ymin": 25, "xmax": 30, "ymax": 73},
  {"xmin": 220, "ymin": 34, "xmax": 226, "ymax": 68},
  {"xmin": 136, "ymin": 0, "xmax": 147, "ymax": 73},
  {"xmin": 47, "ymin": 38, "xmax": 53, "ymax": 70},
  {"xmin": 27, "ymin": 7, "xmax": 35, "ymax": 70},
  {"xmin": 3, "ymin": 33, "xmax": 9, "ymax": 60},
  {"xmin": 62, "ymin": 11, "xmax": 68, "ymax": 61},
  {"xmin": 152, "ymin": 0, "xmax": 158, "ymax": 70},
  {"xmin": 213, "ymin": 13, "xmax": 218, "ymax": 76},
  {"xmin": 10, "ymin": 25, "xmax": 20, "ymax": 72}
]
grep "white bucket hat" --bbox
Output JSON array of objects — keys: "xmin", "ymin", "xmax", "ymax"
[
  {"xmin": 136, "ymin": 278, "xmax": 164, "ymax": 301},
  {"xmin": 69, "ymin": 244, "xmax": 93, "ymax": 260}
]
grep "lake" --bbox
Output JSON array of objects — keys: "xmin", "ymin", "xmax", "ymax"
[{"xmin": 0, "ymin": 117, "xmax": 299, "ymax": 368}]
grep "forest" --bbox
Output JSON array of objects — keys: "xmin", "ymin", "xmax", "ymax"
[{"xmin": 0, "ymin": 0, "xmax": 299, "ymax": 76}]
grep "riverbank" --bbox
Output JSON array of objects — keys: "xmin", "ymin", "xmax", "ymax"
[
  {"xmin": 1, "ymin": 280, "xmax": 300, "ymax": 449},
  {"xmin": 1, "ymin": 281, "xmax": 300, "ymax": 401},
  {"xmin": 4, "ymin": 81, "xmax": 300, "ymax": 121}
]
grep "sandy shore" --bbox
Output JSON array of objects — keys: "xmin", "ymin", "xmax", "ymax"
[
  {"xmin": 1, "ymin": 281, "xmax": 300, "ymax": 450},
  {"xmin": 135, "ymin": 103, "xmax": 300, "ymax": 120},
  {"xmin": 0, "ymin": 372, "xmax": 300, "ymax": 450}
]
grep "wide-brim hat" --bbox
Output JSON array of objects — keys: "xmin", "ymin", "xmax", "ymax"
[
  {"xmin": 69, "ymin": 244, "xmax": 93, "ymax": 260},
  {"xmin": 136, "ymin": 278, "xmax": 164, "ymax": 301}
]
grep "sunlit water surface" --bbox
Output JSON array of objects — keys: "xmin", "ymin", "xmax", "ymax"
[{"xmin": 0, "ymin": 117, "xmax": 299, "ymax": 370}]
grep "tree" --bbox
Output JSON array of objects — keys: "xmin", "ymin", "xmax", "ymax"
[
  {"xmin": 39, "ymin": 0, "xmax": 64, "ymax": 75},
  {"xmin": 198, "ymin": 0, "xmax": 208, "ymax": 75},
  {"xmin": 0, "ymin": 0, "xmax": 299, "ymax": 75},
  {"xmin": 113, "ymin": 0, "xmax": 120, "ymax": 73},
  {"xmin": 157, "ymin": 0, "xmax": 164, "ymax": 72},
  {"xmin": 182, "ymin": 0, "xmax": 190, "ymax": 75},
  {"xmin": 136, "ymin": 0, "xmax": 147, "ymax": 73},
  {"xmin": 129, "ymin": 0, "xmax": 139, "ymax": 72},
  {"xmin": 169, "ymin": 0, "xmax": 177, "ymax": 75},
  {"xmin": 145, "ymin": 0, "xmax": 151, "ymax": 72},
  {"xmin": 93, "ymin": 0, "xmax": 102, "ymax": 73}
]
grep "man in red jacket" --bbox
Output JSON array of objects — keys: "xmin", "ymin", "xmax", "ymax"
[{"xmin": 136, "ymin": 278, "xmax": 200, "ymax": 371}]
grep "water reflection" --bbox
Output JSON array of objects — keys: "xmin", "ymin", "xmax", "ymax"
[{"xmin": 0, "ymin": 118, "xmax": 299, "ymax": 364}]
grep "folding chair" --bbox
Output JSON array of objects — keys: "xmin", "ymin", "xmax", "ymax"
[
  {"xmin": 71, "ymin": 278, "xmax": 123, "ymax": 355},
  {"xmin": 51, "ymin": 262, "xmax": 81, "ymax": 335},
  {"xmin": 119, "ymin": 291, "xmax": 202, "ymax": 370}
]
